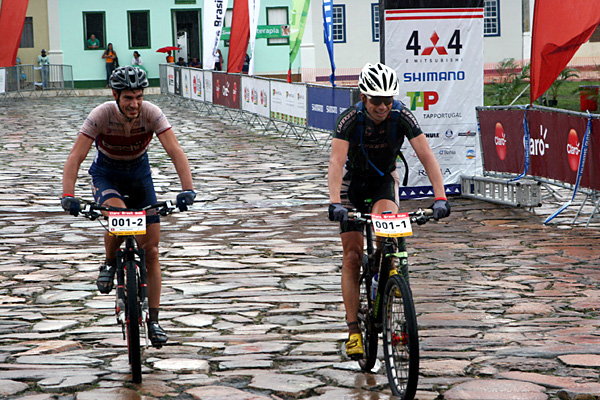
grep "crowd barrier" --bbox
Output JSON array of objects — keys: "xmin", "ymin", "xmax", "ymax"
[
  {"xmin": 0, "ymin": 64, "xmax": 75, "ymax": 98},
  {"xmin": 477, "ymin": 105, "xmax": 599, "ymax": 225},
  {"xmin": 158, "ymin": 64, "xmax": 359, "ymax": 147}
]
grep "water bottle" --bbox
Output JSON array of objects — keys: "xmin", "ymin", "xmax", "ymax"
[{"xmin": 371, "ymin": 273, "xmax": 379, "ymax": 301}]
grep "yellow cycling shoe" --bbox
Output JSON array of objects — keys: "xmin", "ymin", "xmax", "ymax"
[
  {"xmin": 346, "ymin": 333, "xmax": 364, "ymax": 359},
  {"xmin": 389, "ymin": 269, "xmax": 402, "ymax": 297}
]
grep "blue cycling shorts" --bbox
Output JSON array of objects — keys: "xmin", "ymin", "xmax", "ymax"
[{"xmin": 89, "ymin": 151, "xmax": 160, "ymax": 224}]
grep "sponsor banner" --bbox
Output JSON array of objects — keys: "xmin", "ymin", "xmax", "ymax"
[
  {"xmin": 270, "ymin": 81, "xmax": 307, "ymax": 125},
  {"xmin": 204, "ymin": 71, "xmax": 213, "ymax": 103},
  {"xmin": 306, "ymin": 85, "xmax": 351, "ymax": 130},
  {"xmin": 241, "ymin": 76, "xmax": 270, "ymax": 117},
  {"xmin": 190, "ymin": 69, "xmax": 204, "ymax": 101},
  {"xmin": 213, "ymin": 72, "xmax": 241, "ymax": 109},
  {"xmin": 181, "ymin": 68, "xmax": 192, "ymax": 99},
  {"xmin": 385, "ymin": 3, "xmax": 484, "ymax": 192},
  {"xmin": 0, "ymin": 69, "xmax": 5, "ymax": 94},
  {"xmin": 166, "ymin": 66, "xmax": 175, "ymax": 94},
  {"xmin": 478, "ymin": 108, "xmax": 600, "ymax": 191}
]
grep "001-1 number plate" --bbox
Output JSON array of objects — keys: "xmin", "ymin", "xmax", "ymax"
[
  {"xmin": 371, "ymin": 213, "xmax": 413, "ymax": 237},
  {"xmin": 108, "ymin": 211, "xmax": 146, "ymax": 236}
]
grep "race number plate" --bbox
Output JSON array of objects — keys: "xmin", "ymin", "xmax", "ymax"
[
  {"xmin": 372, "ymin": 213, "xmax": 413, "ymax": 237},
  {"xmin": 108, "ymin": 211, "xmax": 146, "ymax": 236}
]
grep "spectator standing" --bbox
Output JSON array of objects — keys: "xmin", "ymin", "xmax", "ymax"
[
  {"xmin": 166, "ymin": 51, "xmax": 175, "ymax": 64},
  {"xmin": 214, "ymin": 49, "xmax": 223, "ymax": 71},
  {"xmin": 102, "ymin": 43, "xmax": 117, "ymax": 88},
  {"xmin": 242, "ymin": 53, "xmax": 250, "ymax": 74},
  {"xmin": 37, "ymin": 49, "xmax": 50, "ymax": 88},
  {"xmin": 87, "ymin": 34, "xmax": 100, "ymax": 49},
  {"xmin": 131, "ymin": 51, "xmax": 147, "ymax": 72}
]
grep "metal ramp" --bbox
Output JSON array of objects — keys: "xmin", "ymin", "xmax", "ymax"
[{"xmin": 461, "ymin": 175, "xmax": 542, "ymax": 208}]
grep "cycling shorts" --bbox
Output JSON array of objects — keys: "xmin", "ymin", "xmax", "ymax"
[
  {"xmin": 89, "ymin": 151, "xmax": 160, "ymax": 224},
  {"xmin": 339, "ymin": 169, "xmax": 400, "ymax": 233}
]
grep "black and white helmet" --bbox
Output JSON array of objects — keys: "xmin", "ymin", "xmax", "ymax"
[
  {"xmin": 109, "ymin": 66, "xmax": 149, "ymax": 90},
  {"xmin": 358, "ymin": 63, "xmax": 399, "ymax": 97}
]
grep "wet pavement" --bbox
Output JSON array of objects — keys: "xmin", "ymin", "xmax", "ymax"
[{"xmin": 0, "ymin": 93, "xmax": 599, "ymax": 400}]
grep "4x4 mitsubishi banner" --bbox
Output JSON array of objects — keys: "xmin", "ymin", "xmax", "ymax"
[{"xmin": 384, "ymin": 0, "xmax": 484, "ymax": 198}]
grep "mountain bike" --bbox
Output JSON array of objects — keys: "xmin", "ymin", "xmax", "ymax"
[
  {"xmin": 350, "ymin": 203, "xmax": 432, "ymax": 399},
  {"xmin": 78, "ymin": 200, "xmax": 180, "ymax": 384}
]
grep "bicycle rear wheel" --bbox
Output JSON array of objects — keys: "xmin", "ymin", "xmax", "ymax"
[
  {"xmin": 382, "ymin": 274, "xmax": 419, "ymax": 399},
  {"xmin": 125, "ymin": 260, "xmax": 142, "ymax": 383},
  {"xmin": 357, "ymin": 255, "xmax": 378, "ymax": 372}
]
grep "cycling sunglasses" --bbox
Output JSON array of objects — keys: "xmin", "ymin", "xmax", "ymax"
[{"xmin": 367, "ymin": 96, "xmax": 394, "ymax": 106}]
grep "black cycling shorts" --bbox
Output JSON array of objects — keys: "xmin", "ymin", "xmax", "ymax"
[{"xmin": 339, "ymin": 169, "xmax": 399, "ymax": 233}]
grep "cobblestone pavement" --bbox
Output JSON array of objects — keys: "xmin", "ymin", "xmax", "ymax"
[{"xmin": 0, "ymin": 94, "xmax": 599, "ymax": 400}]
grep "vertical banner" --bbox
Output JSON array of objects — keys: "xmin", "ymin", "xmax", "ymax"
[
  {"xmin": 322, "ymin": 0, "xmax": 336, "ymax": 86},
  {"xmin": 288, "ymin": 0, "xmax": 311, "ymax": 82},
  {"xmin": 204, "ymin": 72, "xmax": 214, "ymax": 103},
  {"xmin": 203, "ymin": 0, "xmax": 229, "ymax": 70},
  {"xmin": 228, "ymin": 0, "xmax": 250, "ymax": 73},
  {"xmin": 190, "ymin": 69, "xmax": 205, "ymax": 101},
  {"xmin": 166, "ymin": 66, "xmax": 175, "ymax": 94},
  {"xmin": 0, "ymin": 0, "xmax": 29, "ymax": 67},
  {"xmin": 385, "ymin": 2, "xmax": 484, "ymax": 198},
  {"xmin": 182, "ymin": 68, "xmax": 192, "ymax": 99},
  {"xmin": 248, "ymin": 0, "xmax": 261, "ymax": 76}
]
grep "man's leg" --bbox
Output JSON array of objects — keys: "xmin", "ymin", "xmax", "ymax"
[
  {"xmin": 136, "ymin": 223, "xmax": 167, "ymax": 347},
  {"xmin": 97, "ymin": 197, "xmax": 125, "ymax": 293},
  {"xmin": 341, "ymin": 231, "xmax": 364, "ymax": 357}
]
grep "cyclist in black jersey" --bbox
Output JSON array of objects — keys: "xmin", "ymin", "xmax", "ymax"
[{"xmin": 328, "ymin": 63, "xmax": 450, "ymax": 358}]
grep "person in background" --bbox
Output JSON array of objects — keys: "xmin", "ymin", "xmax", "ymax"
[
  {"xmin": 176, "ymin": 57, "xmax": 187, "ymax": 67},
  {"xmin": 87, "ymin": 34, "xmax": 100, "ymax": 49},
  {"xmin": 189, "ymin": 57, "xmax": 202, "ymax": 68},
  {"xmin": 242, "ymin": 53, "xmax": 250, "ymax": 74},
  {"xmin": 102, "ymin": 43, "xmax": 117, "ymax": 88},
  {"xmin": 214, "ymin": 48, "xmax": 223, "ymax": 71},
  {"xmin": 166, "ymin": 51, "xmax": 175, "ymax": 64},
  {"xmin": 37, "ymin": 49, "xmax": 50, "ymax": 89},
  {"xmin": 131, "ymin": 51, "xmax": 147, "ymax": 72}
]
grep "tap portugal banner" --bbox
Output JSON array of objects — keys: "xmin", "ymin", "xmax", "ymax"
[{"xmin": 384, "ymin": 1, "xmax": 484, "ymax": 198}]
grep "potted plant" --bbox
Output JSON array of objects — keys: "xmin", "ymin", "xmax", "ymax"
[{"xmin": 547, "ymin": 67, "xmax": 579, "ymax": 106}]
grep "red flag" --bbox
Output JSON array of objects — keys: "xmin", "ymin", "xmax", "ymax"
[
  {"xmin": 0, "ymin": 0, "xmax": 30, "ymax": 67},
  {"xmin": 530, "ymin": 0, "xmax": 600, "ymax": 103},
  {"xmin": 227, "ymin": 0, "xmax": 250, "ymax": 73}
]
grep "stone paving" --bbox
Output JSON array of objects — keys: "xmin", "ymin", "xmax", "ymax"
[{"xmin": 0, "ymin": 94, "xmax": 599, "ymax": 400}]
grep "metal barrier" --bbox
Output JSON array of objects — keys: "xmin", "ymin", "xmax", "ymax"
[
  {"xmin": 1, "ymin": 64, "xmax": 75, "ymax": 98},
  {"xmin": 461, "ymin": 175, "xmax": 542, "ymax": 208}
]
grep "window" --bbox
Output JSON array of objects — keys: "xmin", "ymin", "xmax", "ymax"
[
  {"xmin": 483, "ymin": 0, "xmax": 500, "ymax": 37},
  {"xmin": 20, "ymin": 17, "xmax": 34, "ymax": 48},
  {"xmin": 521, "ymin": 0, "xmax": 530, "ymax": 33},
  {"xmin": 224, "ymin": 8, "xmax": 233, "ymax": 47},
  {"xmin": 129, "ymin": 11, "xmax": 151, "ymax": 48},
  {"xmin": 332, "ymin": 5, "xmax": 346, "ymax": 43},
  {"xmin": 371, "ymin": 4, "xmax": 380, "ymax": 42},
  {"xmin": 590, "ymin": 23, "xmax": 600, "ymax": 42},
  {"xmin": 84, "ymin": 12, "xmax": 106, "ymax": 49},
  {"xmin": 267, "ymin": 7, "xmax": 289, "ymax": 45}
]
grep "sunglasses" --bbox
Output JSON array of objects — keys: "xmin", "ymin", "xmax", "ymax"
[{"xmin": 367, "ymin": 96, "xmax": 394, "ymax": 106}]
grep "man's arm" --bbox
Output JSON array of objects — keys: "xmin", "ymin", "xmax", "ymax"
[
  {"xmin": 408, "ymin": 134, "xmax": 446, "ymax": 199},
  {"xmin": 62, "ymin": 134, "xmax": 94, "ymax": 195},
  {"xmin": 328, "ymin": 138, "xmax": 349, "ymax": 204},
  {"xmin": 157, "ymin": 129, "xmax": 194, "ymax": 191}
]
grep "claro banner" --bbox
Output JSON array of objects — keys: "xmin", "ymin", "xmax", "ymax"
[
  {"xmin": 213, "ymin": 72, "xmax": 241, "ymax": 109},
  {"xmin": 241, "ymin": 76, "xmax": 270, "ymax": 118},
  {"xmin": 270, "ymin": 80, "xmax": 306, "ymax": 126},
  {"xmin": 478, "ymin": 108, "xmax": 600, "ymax": 191},
  {"xmin": 307, "ymin": 85, "xmax": 352, "ymax": 131},
  {"xmin": 190, "ymin": 69, "xmax": 205, "ymax": 102}
]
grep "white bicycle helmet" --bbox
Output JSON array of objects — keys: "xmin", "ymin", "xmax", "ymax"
[
  {"xmin": 358, "ymin": 63, "xmax": 399, "ymax": 97},
  {"xmin": 110, "ymin": 66, "xmax": 149, "ymax": 90}
]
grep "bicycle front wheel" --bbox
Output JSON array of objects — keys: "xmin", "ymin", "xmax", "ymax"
[
  {"xmin": 125, "ymin": 260, "xmax": 142, "ymax": 383},
  {"xmin": 357, "ymin": 256, "xmax": 378, "ymax": 372},
  {"xmin": 382, "ymin": 274, "xmax": 419, "ymax": 399}
]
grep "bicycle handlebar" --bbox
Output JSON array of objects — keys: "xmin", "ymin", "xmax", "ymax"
[
  {"xmin": 78, "ymin": 200, "xmax": 179, "ymax": 221},
  {"xmin": 348, "ymin": 208, "xmax": 434, "ymax": 225}
]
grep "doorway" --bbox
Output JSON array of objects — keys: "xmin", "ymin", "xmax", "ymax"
[{"xmin": 173, "ymin": 10, "xmax": 201, "ymax": 65}]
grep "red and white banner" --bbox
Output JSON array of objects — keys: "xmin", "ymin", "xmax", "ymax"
[
  {"xmin": 203, "ymin": 0, "xmax": 229, "ymax": 70},
  {"xmin": 385, "ymin": 3, "xmax": 484, "ymax": 197},
  {"xmin": 227, "ymin": 0, "xmax": 250, "ymax": 73},
  {"xmin": 530, "ymin": 0, "xmax": 600, "ymax": 103},
  {"xmin": 478, "ymin": 108, "xmax": 600, "ymax": 191},
  {"xmin": 213, "ymin": 72, "xmax": 241, "ymax": 109}
]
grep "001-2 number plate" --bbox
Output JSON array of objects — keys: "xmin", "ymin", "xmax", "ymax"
[
  {"xmin": 108, "ymin": 211, "xmax": 146, "ymax": 236},
  {"xmin": 371, "ymin": 213, "xmax": 412, "ymax": 237}
]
